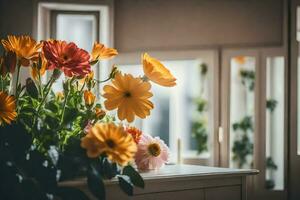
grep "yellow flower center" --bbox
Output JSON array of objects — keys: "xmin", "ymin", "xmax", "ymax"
[
  {"xmin": 148, "ymin": 143, "xmax": 161, "ymax": 157},
  {"xmin": 106, "ymin": 139, "xmax": 116, "ymax": 149}
]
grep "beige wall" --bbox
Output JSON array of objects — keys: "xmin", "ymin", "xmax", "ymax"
[
  {"xmin": 114, "ymin": 0, "xmax": 284, "ymax": 52},
  {"xmin": 0, "ymin": 0, "xmax": 284, "ymax": 53}
]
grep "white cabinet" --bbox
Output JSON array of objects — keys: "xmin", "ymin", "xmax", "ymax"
[{"xmin": 61, "ymin": 165, "xmax": 258, "ymax": 200}]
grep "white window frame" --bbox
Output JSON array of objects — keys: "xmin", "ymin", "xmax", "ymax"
[
  {"xmin": 221, "ymin": 48, "xmax": 287, "ymax": 200},
  {"xmin": 35, "ymin": 2, "xmax": 114, "ymax": 90},
  {"xmin": 114, "ymin": 49, "xmax": 219, "ymax": 166}
]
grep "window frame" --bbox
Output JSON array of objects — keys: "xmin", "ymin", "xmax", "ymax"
[
  {"xmin": 114, "ymin": 49, "xmax": 220, "ymax": 166},
  {"xmin": 35, "ymin": 1, "xmax": 114, "ymax": 94},
  {"xmin": 221, "ymin": 48, "xmax": 287, "ymax": 200}
]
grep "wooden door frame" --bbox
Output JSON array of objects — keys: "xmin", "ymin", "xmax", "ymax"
[{"xmin": 289, "ymin": 1, "xmax": 300, "ymax": 199}]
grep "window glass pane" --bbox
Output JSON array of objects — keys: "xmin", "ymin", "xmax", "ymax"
[
  {"xmin": 52, "ymin": 14, "xmax": 97, "ymax": 93},
  {"xmin": 118, "ymin": 58, "xmax": 214, "ymax": 163},
  {"xmin": 230, "ymin": 56, "xmax": 255, "ymax": 169},
  {"xmin": 265, "ymin": 57, "xmax": 284, "ymax": 190}
]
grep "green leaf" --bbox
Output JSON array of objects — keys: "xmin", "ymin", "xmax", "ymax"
[
  {"xmin": 123, "ymin": 165, "xmax": 144, "ymax": 188},
  {"xmin": 102, "ymin": 158, "xmax": 118, "ymax": 179},
  {"xmin": 118, "ymin": 175, "xmax": 133, "ymax": 196},
  {"xmin": 63, "ymin": 107, "xmax": 79, "ymax": 125},
  {"xmin": 47, "ymin": 101, "xmax": 60, "ymax": 113},
  {"xmin": 87, "ymin": 165, "xmax": 105, "ymax": 200},
  {"xmin": 25, "ymin": 78, "xmax": 39, "ymax": 99}
]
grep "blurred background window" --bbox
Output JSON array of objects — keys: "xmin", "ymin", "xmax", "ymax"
[
  {"xmin": 265, "ymin": 56, "xmax": 285, "ymax": 190},
  {"xmin": 229, "ymin": 56, "xmax": 256, "ymax": 169},
  {"xmin": 118, "ymin": 57, "xmax": 214, "ymax": 164},
  {"xmin": 50, "ymin": 12, "xmax": 98, "ymax": 93}
]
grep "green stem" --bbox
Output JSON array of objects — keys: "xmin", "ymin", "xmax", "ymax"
[
  {"xmin": 32, "ymin": 76, "xmax": 55, "ymax": 129},
  {"xmin": 59, "ymin": 89, "xmax": 70, "ymax": 125},
  {"xmin": 37, "ymin": 70, "xmax": 43, "ymax": 99},
  {"xmin": 0, "ymin": 76, "xmax": 3, "ymax": 91},
  {"xmin": 15, "ymin": 62, "xmax": 21, "ymax": 105},
  {"xmin": 79, "ymin": 81, "xmax": 86, "ymax": 93},
  {"xmin": 43, "ymin": 76, "xmax": 53, "ymax": 94},
  {"xmin": 94, "ymin": 76, "xmax": 111, "ymax": 84}
]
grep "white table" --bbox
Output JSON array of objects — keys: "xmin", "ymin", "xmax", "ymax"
[{"xmin": 62, "ymin": 164, "xmax": 258, "ymax": 200}]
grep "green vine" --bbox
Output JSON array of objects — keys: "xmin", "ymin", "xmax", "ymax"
[
  {"xmin": 265, "ymin": 156, "xmax": 278, "ymax": 189},
  {"xmin": 192, "ymin": 63, "xmax": 208, "ymax": 154},
  {"xmin": 232, "ymin": 67, "xmax": 255, "ymax": 168},
  {"xmin": 232, "ymin": 116, "xmax": 254, "ymax": 168},
  {"xmin": 266, "ymin": 99, "xmax": 278, "ymax": 112},
  {"xmin": 240, "ymin": 69, "xmax": 255, "ymax": 91}
]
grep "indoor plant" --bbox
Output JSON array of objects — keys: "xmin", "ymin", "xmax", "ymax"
[{"xmin": 0, "ymin": 35, "xmax": 176, "ymax": 200}]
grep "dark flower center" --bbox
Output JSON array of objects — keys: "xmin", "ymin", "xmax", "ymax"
[
  {"xmin": 148, "ymin": 143, "xmax": 161, "ymax": 157},
  {"xmin": 124, "ymin": 91, "xmax": 131, "ymax": 98},
  {"xmin": 61, "ymin": 54, "xmax": 69, "ymax": 61},
  {"xmin": 106, "ymin": 139, "xmax": 115, "ymax": 149}
]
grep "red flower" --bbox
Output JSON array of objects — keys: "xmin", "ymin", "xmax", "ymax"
[
  {"xmin": 43, "ymin": 40, "xmax": 91, "ymax": 77},
  {"xmin": 125, "ymin": 126, "xmax": 142, "ymax": 144}
]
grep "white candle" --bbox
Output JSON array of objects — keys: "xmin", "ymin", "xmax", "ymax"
[{"xmin": 177, "ymin": 138, "xmax": 182, "ymax": 164}]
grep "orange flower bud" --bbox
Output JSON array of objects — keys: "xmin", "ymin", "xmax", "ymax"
[
  {"xmin": 95, "ymin": 107, "xmax": 106, "ymax": 119},
  {"xmin": 84, "ymin": 90, "xmax": 96, "ymax": 106}
]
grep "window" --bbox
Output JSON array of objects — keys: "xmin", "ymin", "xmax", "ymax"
[
  {"xmin": 222, "ymin": 50, "xmax": 287, "ymax": 199},
  {"xmin": 37, "ymin": 2, "xmax": 113, "ymax": 93},
  {"xmin": 116, "ymin": 51, "xmax": 216, "ymax": 164},
  {"xmin": 51, "ymin": 12, "xmax": 98, "ymax": 93},
  {"xmin": 229, "ymin": 56, "xmax": 256, "ymax": 169},
  {"xmin": 265, "ymin": 56, "xmax": 285, "ymax": 190}
]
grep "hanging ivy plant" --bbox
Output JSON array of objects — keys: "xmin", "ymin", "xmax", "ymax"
[
  {"xmin": 240, "ymin": 69, "xmax": 255, "ymax": 91},
  {"xmin": 191, "ymin": 63, "xmax": 209, "ymax": 155},
  {"xmin": 266, "ymin": 99, "xmax": 278, "ymax": 112}
]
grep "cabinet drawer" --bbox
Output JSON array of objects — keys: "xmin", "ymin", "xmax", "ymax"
[
  {"xmin": 132, "ymin": 189, "xmax": 205, "ymax": 200},
  {"xmin": 205, "ymin": 186, "xmax": 241, "ymax": 200}
]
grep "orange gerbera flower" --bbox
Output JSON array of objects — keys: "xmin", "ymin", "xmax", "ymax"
[
  {"xmin": 1, "ymin": 35, "xmax": 42, "ymax": 66},
  {"xmin": 103, "ymin": 73, "xmax": 154, "ymax": 122},
  {"xmin": 91, "ymin": 42, "xmax": 118, "ymax": 61},
  {"xmin": 125, "ymin": 126, "xmax": 142, "ymax": 144},
  {"xmin": 142, "ymin": 53, "xmax": 176, "ymax": 87},
  {"xmin": 43, "ymin": 40, "xmax": 91, "ymax": 77},
  {"xmin": 81, "ymin": 123, "xmax": 137, "ymax": 166},
  {"xmin": 0, "ymin": 91, "xmax": 17, "ymax": 125}
]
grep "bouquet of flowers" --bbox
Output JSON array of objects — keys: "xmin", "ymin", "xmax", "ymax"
[{"xmin": 0, "ymin": 35, "xmax": 176, "ymax": 200}]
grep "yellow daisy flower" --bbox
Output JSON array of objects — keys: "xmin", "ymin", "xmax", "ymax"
[
  {"xmin": 1, "ymin": 35, "xmax": 42, "ymax": 66},
  {"xmin": 103, "ymin": 73, "xmax": 154, "ymax": 122},
  {"xmin": 91, "ymin": 42, "xmax": 118, "ymax": 61},
  {"xmin": 0, "ymin": 91, "xmax": 17, "ymax": 125},
  {"xmin": 142, "ymin": 53, "xmax": 176, "ymax": 87},
  {"xmin": 81, "ymin": 123, "xmax": 137, "ymax": 166}
]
